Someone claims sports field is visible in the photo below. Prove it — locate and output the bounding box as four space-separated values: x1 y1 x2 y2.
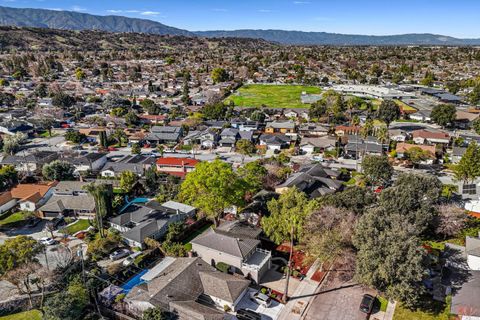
225 84 321 108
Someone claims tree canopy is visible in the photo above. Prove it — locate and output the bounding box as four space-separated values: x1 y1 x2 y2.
454 141 480 183
42 160 75 181
362 155 393 185
430 104 456 127
376 100 400 126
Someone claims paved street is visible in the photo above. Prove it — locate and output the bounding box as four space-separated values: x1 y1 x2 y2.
303 278 378 320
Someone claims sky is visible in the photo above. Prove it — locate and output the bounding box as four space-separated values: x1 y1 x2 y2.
2 0 480 38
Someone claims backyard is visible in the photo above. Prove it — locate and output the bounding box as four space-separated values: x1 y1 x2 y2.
225 84 321 108
61 219 91 235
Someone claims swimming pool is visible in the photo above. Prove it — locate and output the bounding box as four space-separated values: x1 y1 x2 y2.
121 269 149 293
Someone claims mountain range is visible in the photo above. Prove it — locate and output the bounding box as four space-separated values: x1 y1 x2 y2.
1 5 480 46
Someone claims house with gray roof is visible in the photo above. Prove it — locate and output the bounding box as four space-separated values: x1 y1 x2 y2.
145 126 183 146
100 155 155 177
191 221 271 283
109 200 196 248
125 257 248 319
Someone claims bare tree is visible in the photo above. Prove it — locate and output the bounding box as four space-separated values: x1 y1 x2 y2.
434 204 468 238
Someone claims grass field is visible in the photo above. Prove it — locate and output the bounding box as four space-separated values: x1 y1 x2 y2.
0 310 42 320
394 99 417 113
0 212 29 227
378 296 389 312
61 219 90 234
393 299 453 320
225 84 321 108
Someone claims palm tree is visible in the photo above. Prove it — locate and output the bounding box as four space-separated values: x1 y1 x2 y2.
83 183 113 238
112 129 127 147
361 119 373 139
376 126 389 154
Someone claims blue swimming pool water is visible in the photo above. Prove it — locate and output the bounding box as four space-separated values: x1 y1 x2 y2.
121 269 149 293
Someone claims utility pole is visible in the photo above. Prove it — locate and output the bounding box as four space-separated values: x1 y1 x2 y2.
282 224 295 304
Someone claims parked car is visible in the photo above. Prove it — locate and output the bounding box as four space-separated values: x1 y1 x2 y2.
39 237 56 246
236 308 261 320
109 249 131 261
359 294 375 314
123 252 142 267
250 291 272 308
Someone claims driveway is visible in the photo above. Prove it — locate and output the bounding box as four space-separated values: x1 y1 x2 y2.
236 288 284 320
303 278 379 320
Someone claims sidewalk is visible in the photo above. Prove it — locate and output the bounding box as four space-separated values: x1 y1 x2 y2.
384 300 397 320
277 259 324 320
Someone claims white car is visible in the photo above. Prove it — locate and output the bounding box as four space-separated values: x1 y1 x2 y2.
122 252 142 267
109 248 130 261
39 237 56 246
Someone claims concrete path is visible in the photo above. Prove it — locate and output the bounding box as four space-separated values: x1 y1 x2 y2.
384 300 397 320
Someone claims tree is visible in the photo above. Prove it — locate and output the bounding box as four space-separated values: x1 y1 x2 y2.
125 111 140 126
75 67 86 80
320 186 375 215
156 175 181 203
43 291 85 320
405 146 433 168
434 205 467 238
99 130 108 148
181 81 191 105
237 161 268 194
235 139 256 162
178 160 246 226
0 165 18 192
131 143 141 155
52 92 75 110
202 103 228 120
454 141 480 183
65 130 86 144
84 183 114 238
303 206 356 268
142 308 168 320
211 67 229 84
262 187 316 244
354 208 427 308
362 155 393 185
3 132 26 155
141 99 160 115
0 236 43 308
469 84 480 106
42 160 75 181
112 128 127 147
120 170 138 193
431 104 456 128
376 100 400 127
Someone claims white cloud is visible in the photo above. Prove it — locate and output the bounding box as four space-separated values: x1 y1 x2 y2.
140 11 160 16
293 1 311 4
258 9 272 13
212 8 228 12
71 5 86 12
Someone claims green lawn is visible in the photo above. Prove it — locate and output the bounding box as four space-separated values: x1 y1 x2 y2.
225 84 321 108
0 310 42 320
0 212 30 227
378 296 389 312
393 299 453 320
61 219 90 234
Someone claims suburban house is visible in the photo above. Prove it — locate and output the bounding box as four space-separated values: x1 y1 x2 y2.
145 126 183 146
258 133 292 151
344 135 384 159
62 153 108 175
410 110 432 122
109 200 196 248
275 163 343 198
388 129 409 142
299 136 337 154
1 151 58 175
0 192 17 214
298 123 329 137
412 129 450 145
37 181 96 219
334 125 360 137
448 234 480 319
451 146 467 164
125 257 249 319
156 157 199 178
191 220 271 283
0 119 33 136
265 121 296 136
7 182 57 212
100 155 156 177
218 128 253 148
395 143 437 162
183 129 219 149
78 127 108 144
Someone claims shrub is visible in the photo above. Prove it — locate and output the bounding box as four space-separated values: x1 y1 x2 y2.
115 293 126 303
223 305 231 312
216 262 229 273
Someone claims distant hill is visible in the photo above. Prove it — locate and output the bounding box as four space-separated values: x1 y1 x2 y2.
195 30 480 46
0 6 193 36
0 6 480 46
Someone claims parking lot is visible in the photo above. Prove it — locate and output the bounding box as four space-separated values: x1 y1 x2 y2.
304 278 380 320
236 288 284 320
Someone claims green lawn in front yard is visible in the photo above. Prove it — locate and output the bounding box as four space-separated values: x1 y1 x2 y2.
61 219 90 234
393 298 453 320
0 310 42 320
0 212 30 227
378 296 389 312
225 84 321 109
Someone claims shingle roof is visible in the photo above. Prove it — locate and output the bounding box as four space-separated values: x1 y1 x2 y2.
191 228 259 259
39 195 95 213
199 271 250 303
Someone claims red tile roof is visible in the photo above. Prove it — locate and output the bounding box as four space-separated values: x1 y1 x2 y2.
156 157 200 167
